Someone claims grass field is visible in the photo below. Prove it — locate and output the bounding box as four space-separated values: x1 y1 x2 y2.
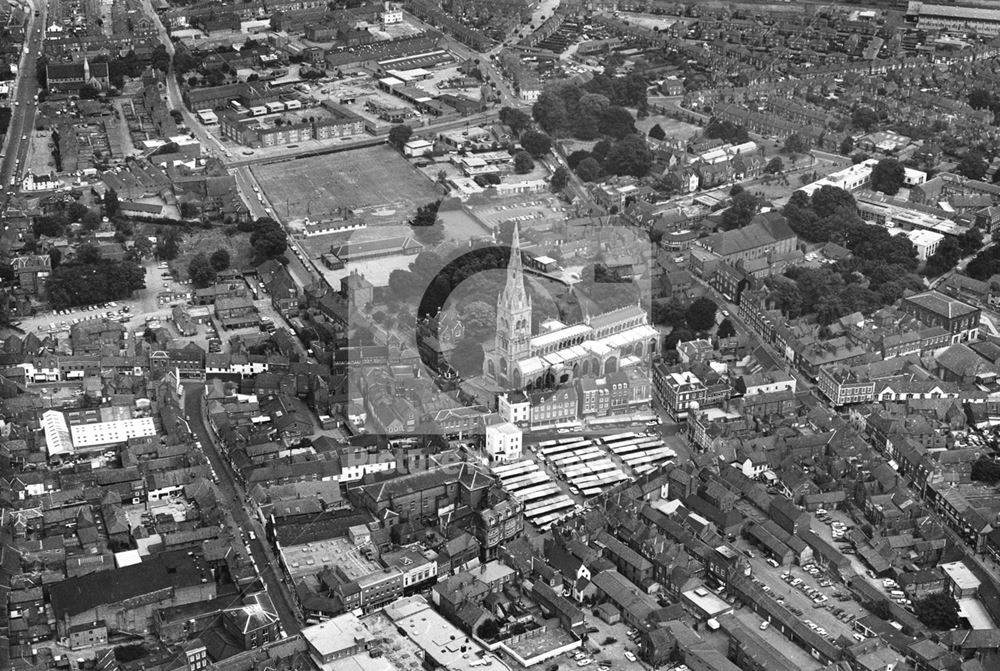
251 146 440 225
635 115 701 143
169 229 253 281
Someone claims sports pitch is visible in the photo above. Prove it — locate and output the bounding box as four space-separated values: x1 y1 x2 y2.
251 145 439 223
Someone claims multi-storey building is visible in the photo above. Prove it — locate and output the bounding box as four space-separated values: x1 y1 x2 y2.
900 291 981 344
653 365 707 421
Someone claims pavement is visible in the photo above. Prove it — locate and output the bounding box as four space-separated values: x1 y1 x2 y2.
0 0 45 212
184 383 303 634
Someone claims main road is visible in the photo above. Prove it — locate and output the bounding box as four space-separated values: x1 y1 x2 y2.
183 384 302 635
1 0 45 212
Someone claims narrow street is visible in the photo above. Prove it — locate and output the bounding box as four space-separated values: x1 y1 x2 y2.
183 384 302 635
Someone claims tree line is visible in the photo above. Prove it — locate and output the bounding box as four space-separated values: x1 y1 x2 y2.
46 244 145 309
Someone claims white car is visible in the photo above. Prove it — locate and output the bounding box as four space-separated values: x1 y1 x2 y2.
623 652 636 663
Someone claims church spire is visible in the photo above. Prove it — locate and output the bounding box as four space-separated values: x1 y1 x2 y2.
500 223 530 311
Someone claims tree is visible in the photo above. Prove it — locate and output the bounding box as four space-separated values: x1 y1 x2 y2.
476 619 500 641
923 236 963 277
67 201 89 222
499 107 531 135
45 256 145 309
33 214 68 238
188 253 217 289
567 150 591 169
839 135 855 156
972 456 1000 484
513 150 534 174
959 227 984 256
783 133 807 155
851 106 878 131
869 600 893 620
969 87 995 111
870 158 906 196
249 217 288 262
209 248 231 271
913 593 960 630
180 202 200 219
599 106 636 139
575 157 603 182
156 228 181 260
765 157 784 174
388 269 416 298
550 166 569 192
717 318 736 338
604 135 652 178
685 297 717 332
721 191 761 230
532 90 569 135
462 301 496 339
450 337 484 377
130 235 153 260
411 200 442 228
648 123 666 141
412 222 445 246
704 118 749 144
520 130 551 157
811 185 857 219
150 44 171 72
658 172 683 196
104 189 120 217
958 151 988 181
388 124 413 150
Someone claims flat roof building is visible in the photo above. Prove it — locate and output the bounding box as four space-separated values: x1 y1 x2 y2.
69 417 157 449
383 596 510 671
301 612 373 665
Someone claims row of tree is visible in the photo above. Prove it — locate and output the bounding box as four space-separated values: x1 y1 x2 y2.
532 80 641 140
776 186 927 322
45 245 146 309
567 135 653 182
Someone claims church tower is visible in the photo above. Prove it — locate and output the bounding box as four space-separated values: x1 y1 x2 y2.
488 224 533 388
83 55 90 82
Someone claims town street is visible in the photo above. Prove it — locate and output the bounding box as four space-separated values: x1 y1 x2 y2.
183 384 303 635
1 0 45 212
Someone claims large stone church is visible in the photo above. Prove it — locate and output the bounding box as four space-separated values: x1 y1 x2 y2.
483 224 659 391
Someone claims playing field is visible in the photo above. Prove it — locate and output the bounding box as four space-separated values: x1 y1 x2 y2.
251 146 439 224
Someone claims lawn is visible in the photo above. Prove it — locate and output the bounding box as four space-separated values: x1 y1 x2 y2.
635 115 701 143
251 145 440 225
